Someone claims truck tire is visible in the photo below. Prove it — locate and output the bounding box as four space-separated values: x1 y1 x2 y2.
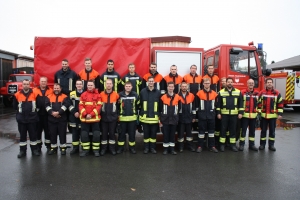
293 107 300 112
3 96 13 107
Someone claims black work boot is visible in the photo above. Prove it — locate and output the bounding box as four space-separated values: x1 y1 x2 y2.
259 145 265 150
37 143 42 153
117 146 124 154
17 146 27 158
219 144 225 152
109 144 116 155
45 143 51 154
143 143 149 154
239 144 244 151
60 147 66 155
231 145 238 152
48 147 58 155
129 146 137 154
163 147 168 155
80 150 89 157
150 142 157 154
249 145 259 151
170 147 177 155
31 145 40 156
269 145 276 151
178 142 184 153
100 144 107 156
70 146 80 154
187 141 196 152
93 150 100 157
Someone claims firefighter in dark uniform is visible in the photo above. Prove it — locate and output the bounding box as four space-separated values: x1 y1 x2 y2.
216 77 244 152
139 76 161 154
54 58 78 95
239 79 260 151
78 57 100 91
160 81 181 155
100 79 119 156
33 76 53 153
177 82 196 152
201 65 220 92
162 65 183 94
142 62 164 95
258 78 283 151
68 80 85 154
195 78 218 153
117 81 139 154
79 80 102 157
45 83 70 155
99 59 122 92
183 64 202 132
14 79 40 158
121 63 143 133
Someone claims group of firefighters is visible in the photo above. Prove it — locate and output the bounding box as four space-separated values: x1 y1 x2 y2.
13 58 284 158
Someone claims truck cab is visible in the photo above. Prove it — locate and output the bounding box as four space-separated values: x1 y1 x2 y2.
0 72 35 107
204 42 270 91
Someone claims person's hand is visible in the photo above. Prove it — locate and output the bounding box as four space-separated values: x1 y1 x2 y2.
238 114 242 119
192 119 196 123
86 114 91 119
278 115 282 120
74 112 79 118
52 111 59 117
217 114 221 119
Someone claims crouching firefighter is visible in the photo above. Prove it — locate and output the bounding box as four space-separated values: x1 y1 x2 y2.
13 79 40 158
68 80 85 154
79 80 102 157
45 83 70 155
117 81 139 154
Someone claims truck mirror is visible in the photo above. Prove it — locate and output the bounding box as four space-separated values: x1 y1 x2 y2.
263 69 272 76
230 47 243 54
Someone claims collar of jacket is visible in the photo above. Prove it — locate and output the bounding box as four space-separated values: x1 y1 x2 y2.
146 87 157 92
104 90 113 94
21 88 33 95
106 69 115 74
190 72 198 77
126 72 137 77
38 86 50 90
203 88 212 93
85 68 93 73
206 73 215 78
166 93 175 98
87 89 98 94
168 73 178 78
178 91 190 97
225 87 236 92
61 67 70 73
266 88 276 94
149 70 159 76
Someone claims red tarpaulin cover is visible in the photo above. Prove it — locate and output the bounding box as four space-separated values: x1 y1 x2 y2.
34 37 151 85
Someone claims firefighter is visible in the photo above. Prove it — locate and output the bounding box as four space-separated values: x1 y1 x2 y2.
33 76 53 153
13 79 40 158
99 59 122 92
162 65 183 94
117 81 139 154
100 79 119 156
54 58 78 95
183 64 202 96
142 62 164 95
195 78 219 153
68 79 85 154
258 78 283 151
160 81 181 155
216 77 244 152
45 83 70 155
79 80 102 157
139 76 161 154
177 82 196 152
121 63 143 133
239 79 260 151
202 65 220 92
78 57 100 91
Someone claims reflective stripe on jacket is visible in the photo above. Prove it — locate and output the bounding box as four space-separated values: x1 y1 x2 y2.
79 89 101 123
118 91 139 122
159 93 180 125
258 88 283 119
196 89 218 120
216 87 244 115
241 89 259 118
178 91 196 123
183 73 202 95
100 91 119 122
139 87 161 124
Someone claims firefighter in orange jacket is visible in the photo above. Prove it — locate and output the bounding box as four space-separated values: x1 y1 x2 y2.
202 65 220 92
13 79 40 158
239 79 260 151
258 78 283 151
79 80 102 157
100 79 119 156
178 82 196 152
45 83 70 155
160 81 181 155
162 65 183 94
142 62 164 95
183 64 202 96
78 57 100 90
195 78 218 153
33 76 53 153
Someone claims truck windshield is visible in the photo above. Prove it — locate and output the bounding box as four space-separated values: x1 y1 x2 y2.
230 50 257 75
9 75 33 82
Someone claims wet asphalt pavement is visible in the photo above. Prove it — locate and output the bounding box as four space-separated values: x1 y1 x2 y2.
0 106 300 200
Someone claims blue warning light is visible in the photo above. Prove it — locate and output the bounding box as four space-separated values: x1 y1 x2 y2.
257 43 263 50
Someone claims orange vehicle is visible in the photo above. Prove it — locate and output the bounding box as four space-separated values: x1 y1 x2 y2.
0 71 35 107
203 42 271 91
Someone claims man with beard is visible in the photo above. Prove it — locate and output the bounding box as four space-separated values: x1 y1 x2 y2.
216 77 244 152
14 79 40 158
162 65 183 94
45 83 70 155
142 62 164 95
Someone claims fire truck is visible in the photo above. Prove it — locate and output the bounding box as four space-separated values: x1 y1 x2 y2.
269 70 300 111
0 71 35 107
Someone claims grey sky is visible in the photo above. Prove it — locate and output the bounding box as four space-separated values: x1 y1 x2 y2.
0 0 299 63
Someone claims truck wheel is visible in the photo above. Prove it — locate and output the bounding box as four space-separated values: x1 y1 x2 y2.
293 107 300 112
3 96 12 107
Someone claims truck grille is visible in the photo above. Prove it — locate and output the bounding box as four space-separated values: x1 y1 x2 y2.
7 85 18 94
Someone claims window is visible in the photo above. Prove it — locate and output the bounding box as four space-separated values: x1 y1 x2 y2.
214 50 219 69
229 51 257 74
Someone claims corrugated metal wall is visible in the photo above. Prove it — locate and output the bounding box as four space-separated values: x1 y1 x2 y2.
151 41 189 48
